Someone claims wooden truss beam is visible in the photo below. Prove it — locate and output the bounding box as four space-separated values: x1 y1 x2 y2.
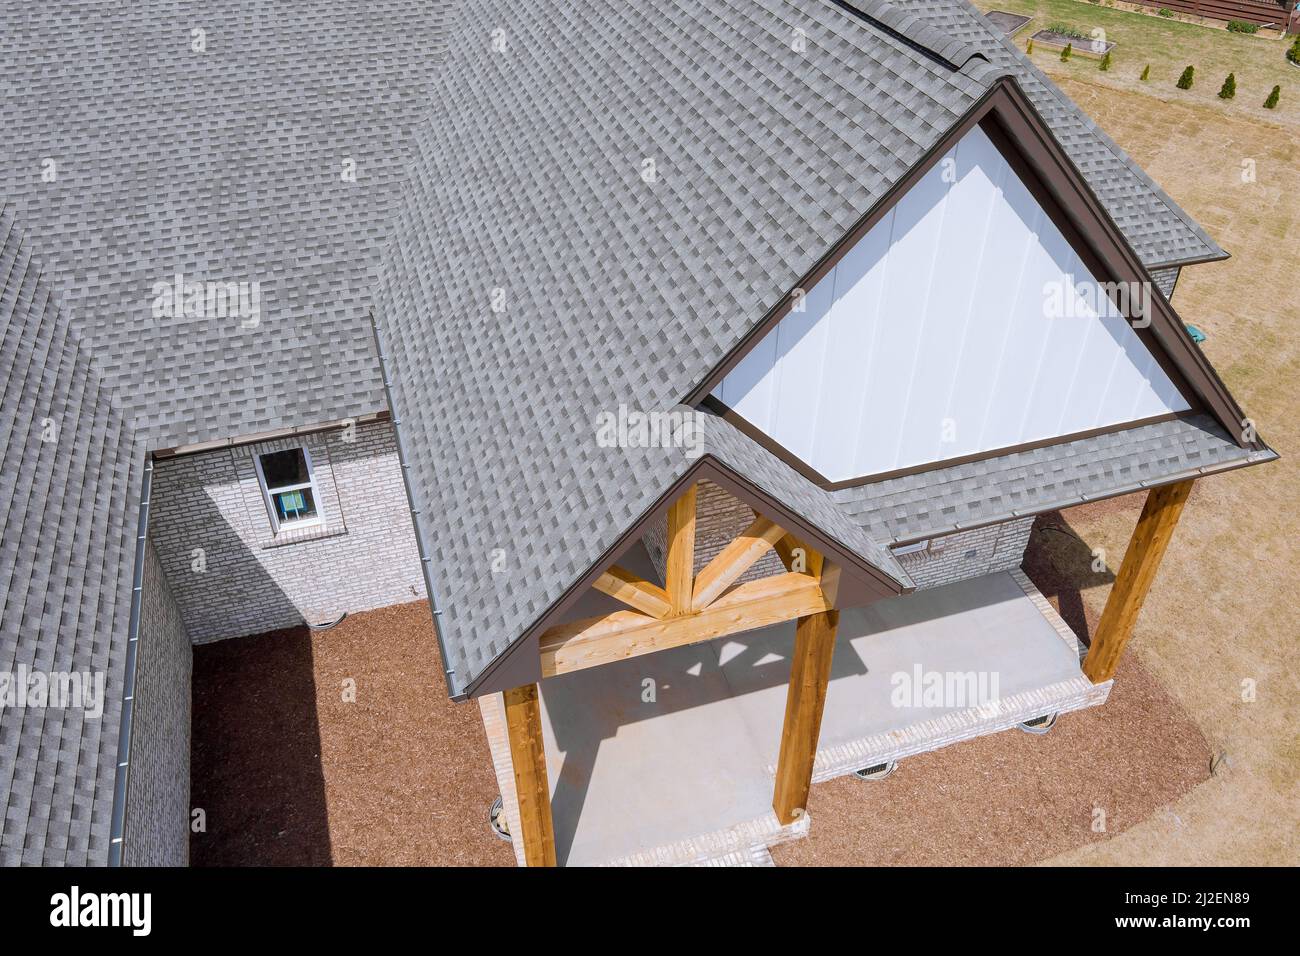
1083 479 1194 683
592 565 671 619
773 533 824 578
691 515 786 610
665 484 697 616
503 683 556 867
540 571 832 678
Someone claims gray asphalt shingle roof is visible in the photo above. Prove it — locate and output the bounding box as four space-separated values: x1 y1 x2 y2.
0 0 455 450
0 0 1269 861
375 0 1008 695
376 0 1265 698
833 414 1276 544
0 203 144 865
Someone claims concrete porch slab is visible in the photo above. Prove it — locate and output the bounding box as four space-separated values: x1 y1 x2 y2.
480 568 1110 866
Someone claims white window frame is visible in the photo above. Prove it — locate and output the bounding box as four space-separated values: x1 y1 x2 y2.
253 445 326 533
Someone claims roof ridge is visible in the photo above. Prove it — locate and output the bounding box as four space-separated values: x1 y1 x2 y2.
828 0 990 72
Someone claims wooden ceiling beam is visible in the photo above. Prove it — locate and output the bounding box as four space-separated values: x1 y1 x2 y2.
773 532 824 578
540 571 830 678
691 515 786 610
592 565 671 619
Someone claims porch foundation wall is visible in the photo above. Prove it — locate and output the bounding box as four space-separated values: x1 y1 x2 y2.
149 420 425 644
122 540 192 866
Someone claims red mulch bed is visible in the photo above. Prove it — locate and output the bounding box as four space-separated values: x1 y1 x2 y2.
772 509 1213 866
190 601 514 866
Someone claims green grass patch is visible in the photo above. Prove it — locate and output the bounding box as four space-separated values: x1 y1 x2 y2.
975 0 1300 117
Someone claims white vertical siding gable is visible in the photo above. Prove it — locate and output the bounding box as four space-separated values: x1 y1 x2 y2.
712 125 1190 483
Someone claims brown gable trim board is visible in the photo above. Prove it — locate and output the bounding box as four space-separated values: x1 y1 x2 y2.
704 395 1191 492
989 80 1256 449
682 76 1260 456
462 456 912 700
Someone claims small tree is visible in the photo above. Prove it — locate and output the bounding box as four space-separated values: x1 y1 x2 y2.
1289 37 1300 67
1061 43 1073 62
1100 51 1112 71
1218 73 1236 100
1140 64 1150 82
1026 38 1034 55
1176 65 1195 90
1264 85 1280 109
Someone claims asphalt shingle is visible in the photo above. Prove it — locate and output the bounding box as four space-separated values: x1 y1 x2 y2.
0 203 144 865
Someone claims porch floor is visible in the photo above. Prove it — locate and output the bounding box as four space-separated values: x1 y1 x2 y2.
483 568 1111 866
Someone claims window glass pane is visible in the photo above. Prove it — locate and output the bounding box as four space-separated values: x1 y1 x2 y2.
260 448 310 488
273 486 318 524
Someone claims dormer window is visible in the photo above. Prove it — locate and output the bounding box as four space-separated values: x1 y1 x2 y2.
254 446 324 532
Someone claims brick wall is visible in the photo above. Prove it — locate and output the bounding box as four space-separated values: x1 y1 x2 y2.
149 420 424 643
642 481 1034 594
1150 266 1180 300
642 480 786 586
123 540 191 866
891 519 1035 590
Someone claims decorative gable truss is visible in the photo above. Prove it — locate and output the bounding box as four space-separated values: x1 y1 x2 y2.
538 482 840 678
507 478 854 865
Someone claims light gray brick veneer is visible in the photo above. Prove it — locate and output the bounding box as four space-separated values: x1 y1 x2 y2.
122 542 191 866
642 483 1034 594
893 518 1035 591
1149 266 1180 300
642 480 787 588
149 421 425 644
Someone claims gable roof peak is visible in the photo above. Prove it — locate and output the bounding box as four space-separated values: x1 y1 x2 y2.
832 0 992 73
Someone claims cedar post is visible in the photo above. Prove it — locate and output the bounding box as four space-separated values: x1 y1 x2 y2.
503 683 557 866
1082 479 1194 683
772 607 840 824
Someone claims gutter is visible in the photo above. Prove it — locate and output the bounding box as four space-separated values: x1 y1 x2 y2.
106 453 154 867
367 310 456 696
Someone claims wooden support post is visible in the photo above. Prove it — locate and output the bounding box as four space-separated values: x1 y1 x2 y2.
503 683 557 867
772 606 840 825
1083 479 1194 684
665 483 697 616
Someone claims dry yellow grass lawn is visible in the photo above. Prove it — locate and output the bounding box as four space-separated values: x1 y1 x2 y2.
1036 77 1298 865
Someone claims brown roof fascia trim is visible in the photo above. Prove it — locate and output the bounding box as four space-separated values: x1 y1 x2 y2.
708 395 1190 492
152 409 391 460
685 76 1256 449
462 456 908 699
